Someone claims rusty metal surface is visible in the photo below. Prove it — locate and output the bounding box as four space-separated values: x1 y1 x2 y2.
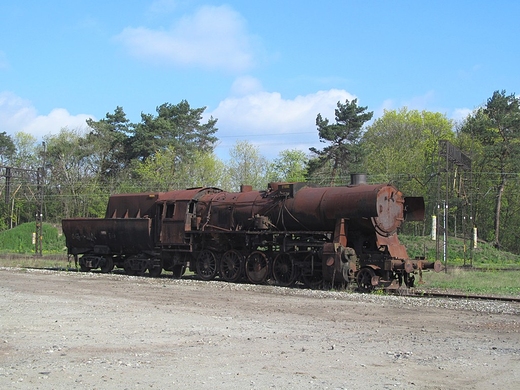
157 187 222 245
106 193 159 218
197 183 408 235
156 187 221 203
62 218 153 255
282 184 405 234
404 196 425 221
376 233 409 259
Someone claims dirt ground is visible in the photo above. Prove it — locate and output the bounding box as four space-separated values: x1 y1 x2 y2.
0 267 519 390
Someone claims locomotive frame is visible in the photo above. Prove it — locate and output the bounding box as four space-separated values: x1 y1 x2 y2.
62 175 441 292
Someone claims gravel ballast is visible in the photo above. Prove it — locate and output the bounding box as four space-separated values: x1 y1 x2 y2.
1 267 519 389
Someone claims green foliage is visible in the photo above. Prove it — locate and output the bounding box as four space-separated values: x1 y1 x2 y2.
130 100 218 162
85 106 132 181
227 141 269 191
0 222 66 254
363 108 456 238
0 131 15 165
132 147 227 191
0 203 8 231
460 90 520 249
44 128 106 219
268 149 309 183
421 269 520 296
308 99 373 185
12 132 39 169
363 108 454 195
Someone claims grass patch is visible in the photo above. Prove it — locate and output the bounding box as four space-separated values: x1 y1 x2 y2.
0 254 71 270
400 234 520 269
0 222 66 254
420 268 520 296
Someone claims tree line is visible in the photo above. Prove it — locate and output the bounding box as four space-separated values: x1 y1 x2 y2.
1 91 520 253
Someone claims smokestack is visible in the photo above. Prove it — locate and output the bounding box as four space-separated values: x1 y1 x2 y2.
350 173 367 185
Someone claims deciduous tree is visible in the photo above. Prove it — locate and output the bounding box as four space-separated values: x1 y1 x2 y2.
460 90 520 249
268 149 308 183
227 141 268 191
363 108 454 194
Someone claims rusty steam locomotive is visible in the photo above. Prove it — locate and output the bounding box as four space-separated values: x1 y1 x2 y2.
62 174 441 292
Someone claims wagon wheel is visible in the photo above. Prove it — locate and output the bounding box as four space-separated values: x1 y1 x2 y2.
245 251 269 284
300 253 323 289
196 250 218 281
79 263 91 272
357 267 376 293
220 250 244 283
148 265 162 277
100 257 114 273
171 264 186 279
124 256 147 276
272 253 297 287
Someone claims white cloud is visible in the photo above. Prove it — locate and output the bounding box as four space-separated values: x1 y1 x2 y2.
402 91 436 110
209 87 356 159
115 5 259 72
451 107 473 122
0 91 93 139
374 91 437 117
230 76 264 96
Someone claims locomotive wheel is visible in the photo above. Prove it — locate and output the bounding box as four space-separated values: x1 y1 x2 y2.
300 253 323 289
404 272 415 288
123 263 135 276
272 253 296 287
100 257 114 273
357 267 376 293
196 250 218 281
245 251 269 284
79 263 91 272
220 250 244 283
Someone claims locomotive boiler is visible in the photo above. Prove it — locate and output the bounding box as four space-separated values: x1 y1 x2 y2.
62 174 441 291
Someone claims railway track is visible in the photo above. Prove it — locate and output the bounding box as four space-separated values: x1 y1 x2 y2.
409 289 520 303
1 260 519 303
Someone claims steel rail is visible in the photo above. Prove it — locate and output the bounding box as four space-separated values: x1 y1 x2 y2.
409 290 520 303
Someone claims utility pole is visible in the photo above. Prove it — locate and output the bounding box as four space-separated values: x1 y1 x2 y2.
436 140 472 270
1 142 46 256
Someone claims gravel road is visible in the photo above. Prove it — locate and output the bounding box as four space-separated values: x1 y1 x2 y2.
1 267 519 389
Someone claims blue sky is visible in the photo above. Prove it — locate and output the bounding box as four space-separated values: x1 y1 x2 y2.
1 0 519 160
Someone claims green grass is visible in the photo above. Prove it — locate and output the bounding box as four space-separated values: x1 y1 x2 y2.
0 222 66 254
420 268 520 296
400 234 520 269
402 234 520 296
